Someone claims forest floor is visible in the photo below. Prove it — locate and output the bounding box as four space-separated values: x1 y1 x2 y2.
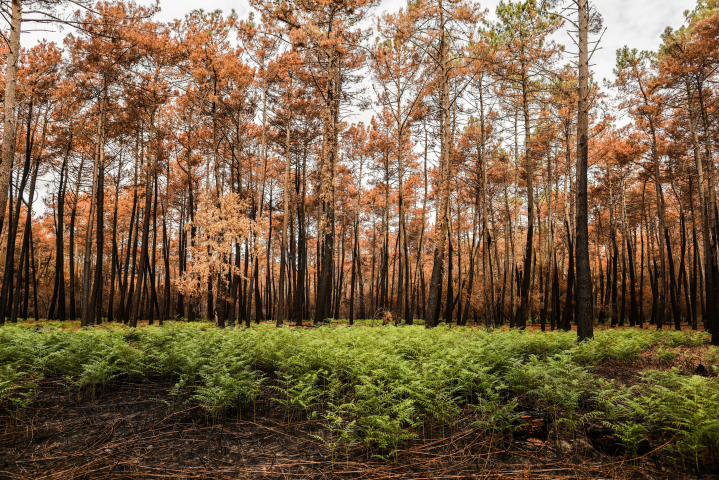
0 321 718 480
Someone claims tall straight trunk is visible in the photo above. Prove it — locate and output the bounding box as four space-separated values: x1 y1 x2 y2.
121 165 139 323
686 77 716 342
349 154 364 325
456 204 462 324
130 101 157 328
426 6 452 328
692 222 699 329
541 166 552 331
264 189 273 323
561 220 575 330
509 113 520 327
698 87 718 341
243 242 250 327
635 92 667 329
0 0 22 239
445 212 454 324
627 233 638 327
335 224 346 320
381 150 390 312
552 248 560 329
229 242 240 325
21 232 29 319
288 164 298 324
29 227 38 320
462 233 478 325
278 113 292 326
517 98 534 329
610 221 619 327
108 155 122 322
370 218 376 316
314 51 340 324
81 92 106 327
560 135 574 330
3 175 13 317
619 240 626 326
294 147 307 326
148 175 158 326
410 120 429 325
90 145 106 324
600 247 609 324
253 256 262 323
68 156 86 321
479 84 496 326
48 198 60 319
349 218 358 326
620 180 637 326
639 219 645 326
648 217 658 325
678 211 691 327
161 200 170 324
575 0 593 340
53 136 71 321
396 98 406 323
689 191 700 329
288 210 296 322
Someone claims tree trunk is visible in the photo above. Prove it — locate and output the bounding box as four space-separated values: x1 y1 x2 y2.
0 0 22 240
81 92 106 327
575 0 593 340
130 101 157 328
278 112 292 327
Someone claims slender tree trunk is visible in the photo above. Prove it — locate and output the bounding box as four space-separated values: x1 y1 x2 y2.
90 138 106 325
515 79 535 329
130 101 157 328
0 0 22 239
108 155 122 322
426 11 452 328
53 136 71 321
575 0 593 340
81 93 106 327
68 155 86 321
161 200 170 325
314 53 340 324
278 112 292 327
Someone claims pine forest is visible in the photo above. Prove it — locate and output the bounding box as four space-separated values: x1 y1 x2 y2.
0 0 718 478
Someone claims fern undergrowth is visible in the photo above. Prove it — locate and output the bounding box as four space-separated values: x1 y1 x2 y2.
0 321 716 468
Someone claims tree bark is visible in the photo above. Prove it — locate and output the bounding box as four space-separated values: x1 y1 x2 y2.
278 112 292 327
0 0 22 240
575 0 593 341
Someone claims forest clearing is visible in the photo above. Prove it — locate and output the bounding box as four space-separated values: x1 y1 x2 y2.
0 321 718 479
2 0 719 477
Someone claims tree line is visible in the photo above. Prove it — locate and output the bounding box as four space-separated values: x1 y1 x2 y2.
0 0 717 345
